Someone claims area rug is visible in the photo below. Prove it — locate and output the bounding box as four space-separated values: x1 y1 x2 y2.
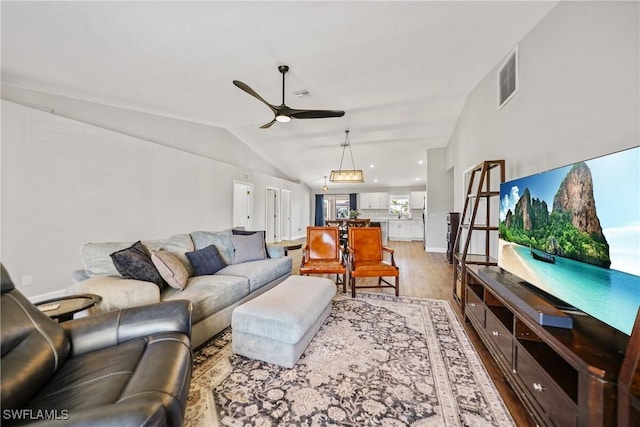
184 292 515 426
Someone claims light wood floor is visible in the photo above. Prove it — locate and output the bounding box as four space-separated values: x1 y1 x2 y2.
287 239 535 427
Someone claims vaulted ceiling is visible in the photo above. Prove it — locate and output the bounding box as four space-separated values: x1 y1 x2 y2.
1 1 557 190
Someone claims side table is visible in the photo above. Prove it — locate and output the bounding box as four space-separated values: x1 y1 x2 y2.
35 294 101 322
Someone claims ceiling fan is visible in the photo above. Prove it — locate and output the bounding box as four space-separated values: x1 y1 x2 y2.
233 65 345 129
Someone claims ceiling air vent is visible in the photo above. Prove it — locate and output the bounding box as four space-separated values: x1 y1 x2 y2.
498 46 518 110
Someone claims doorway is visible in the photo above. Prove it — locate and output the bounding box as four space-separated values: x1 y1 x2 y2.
233 181 253 229
323 194 351 221
265 187 280 243
281 190 292 241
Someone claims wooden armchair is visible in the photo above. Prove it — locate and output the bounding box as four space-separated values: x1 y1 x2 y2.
300 226 346 292
347 227 399 298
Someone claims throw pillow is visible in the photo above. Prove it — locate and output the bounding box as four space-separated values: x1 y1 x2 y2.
151 250 189 290
230 232 267 264
110 241 165 289
185 244 227 276
231 229 268 258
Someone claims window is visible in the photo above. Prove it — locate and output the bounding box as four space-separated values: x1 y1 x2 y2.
389 196 410 218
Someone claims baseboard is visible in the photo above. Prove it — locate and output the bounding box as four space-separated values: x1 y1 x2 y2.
426 247 446 253
28 289 67 304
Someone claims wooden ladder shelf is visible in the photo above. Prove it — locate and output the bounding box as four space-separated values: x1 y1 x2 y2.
452 159 505 314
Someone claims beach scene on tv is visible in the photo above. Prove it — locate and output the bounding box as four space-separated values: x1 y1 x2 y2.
498 146 640 335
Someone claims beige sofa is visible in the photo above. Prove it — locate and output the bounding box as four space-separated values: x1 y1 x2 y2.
69 229 292 348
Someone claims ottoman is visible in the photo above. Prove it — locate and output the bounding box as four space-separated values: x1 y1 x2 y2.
231 275 336 368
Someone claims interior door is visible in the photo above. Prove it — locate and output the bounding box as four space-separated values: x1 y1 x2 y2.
265 187 279 243
233 181 253 229
281 190 292 241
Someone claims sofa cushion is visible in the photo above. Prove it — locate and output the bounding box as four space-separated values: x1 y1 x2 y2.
81 241 134 277
110 241 164 289
143 234 194 276
151 250 189 290
230 232 267 264
162 275 250 323
185 245 227 276
67 277 160 313
216 257 292 292
190 231 234 265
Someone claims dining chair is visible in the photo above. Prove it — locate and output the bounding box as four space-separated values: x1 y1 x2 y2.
347 227 399 298
300 226 347 292
325 220 344 228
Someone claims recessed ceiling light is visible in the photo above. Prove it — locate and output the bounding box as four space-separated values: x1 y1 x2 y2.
370 164 374 168
374 178 378 183
416 178 420 181
418 160 424 165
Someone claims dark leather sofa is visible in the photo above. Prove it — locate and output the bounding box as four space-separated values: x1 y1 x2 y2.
0 263 193 426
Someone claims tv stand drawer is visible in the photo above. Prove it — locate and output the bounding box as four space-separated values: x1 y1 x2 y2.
515 344 577 426
485 310 513 365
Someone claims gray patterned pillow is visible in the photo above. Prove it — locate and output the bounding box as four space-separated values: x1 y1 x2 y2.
110 241 164 289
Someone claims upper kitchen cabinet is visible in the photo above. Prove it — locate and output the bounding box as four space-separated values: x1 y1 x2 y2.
410 191 426 209
359 192 390 210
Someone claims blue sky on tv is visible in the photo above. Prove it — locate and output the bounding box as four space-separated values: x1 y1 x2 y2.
499 146 640 276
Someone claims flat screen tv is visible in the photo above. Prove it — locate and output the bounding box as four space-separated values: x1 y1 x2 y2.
498 146 640 335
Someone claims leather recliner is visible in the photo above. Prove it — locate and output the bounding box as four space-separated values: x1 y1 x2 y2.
0 263 193 426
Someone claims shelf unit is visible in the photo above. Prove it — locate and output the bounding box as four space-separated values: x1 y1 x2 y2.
445 212 459 263
452 159 504 312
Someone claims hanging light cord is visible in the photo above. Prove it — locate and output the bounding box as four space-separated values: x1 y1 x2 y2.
338 130 356 171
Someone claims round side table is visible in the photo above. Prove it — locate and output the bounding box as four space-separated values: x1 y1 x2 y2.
35 294 101 322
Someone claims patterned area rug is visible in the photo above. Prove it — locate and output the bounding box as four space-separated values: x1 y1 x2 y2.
184 292 515 426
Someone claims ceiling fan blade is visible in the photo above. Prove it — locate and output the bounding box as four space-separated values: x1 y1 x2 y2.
290 109 346 119
259 118 277 129
233 80 276 112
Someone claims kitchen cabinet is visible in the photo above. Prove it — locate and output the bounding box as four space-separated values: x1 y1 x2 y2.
388 220 411 241
410 220 423 240
409 191 426 209
359 192 389 210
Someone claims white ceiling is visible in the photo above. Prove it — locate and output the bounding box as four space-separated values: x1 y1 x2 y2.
1 1 557 190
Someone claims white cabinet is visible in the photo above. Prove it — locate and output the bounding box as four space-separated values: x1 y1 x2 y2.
359 192 389 209
410 220 424 241
388 220 411 241
410 191 426 209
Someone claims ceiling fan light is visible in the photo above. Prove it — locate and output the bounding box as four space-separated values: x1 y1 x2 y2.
275 114 291 123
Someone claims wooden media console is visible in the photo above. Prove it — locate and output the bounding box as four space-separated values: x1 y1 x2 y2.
465 266 630 426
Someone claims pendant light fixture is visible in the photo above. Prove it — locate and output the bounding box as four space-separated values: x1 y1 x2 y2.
329 130 364 183
322 176 329 192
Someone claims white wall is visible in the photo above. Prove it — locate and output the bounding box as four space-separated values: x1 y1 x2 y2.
1 100 310 297
447 1 639 218
425 147 453 253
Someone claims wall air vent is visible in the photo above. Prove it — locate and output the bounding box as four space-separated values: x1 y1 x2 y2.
498 46 518 110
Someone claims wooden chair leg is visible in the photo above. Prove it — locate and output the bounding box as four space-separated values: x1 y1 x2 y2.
342 273 347 294
395 276 399 296
351 277 356 298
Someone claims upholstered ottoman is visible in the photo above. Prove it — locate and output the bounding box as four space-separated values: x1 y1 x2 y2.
231 275 336 368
